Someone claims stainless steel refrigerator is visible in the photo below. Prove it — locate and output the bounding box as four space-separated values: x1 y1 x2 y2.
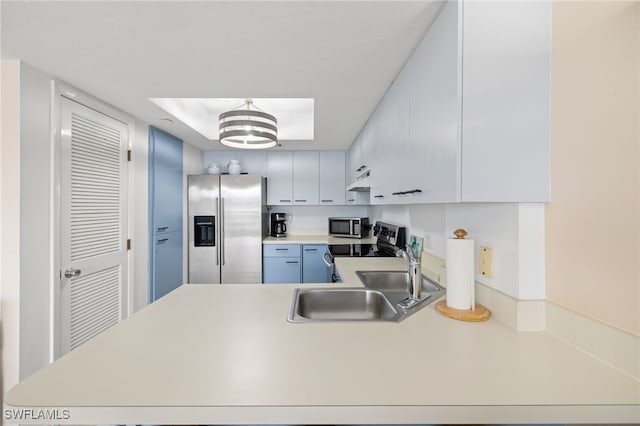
187 174 267 284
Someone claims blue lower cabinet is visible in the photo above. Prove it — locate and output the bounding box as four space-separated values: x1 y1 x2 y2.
153 231 183 300
263 244 301 283
263 257 301 283
263 243 331 284
302 244 330 283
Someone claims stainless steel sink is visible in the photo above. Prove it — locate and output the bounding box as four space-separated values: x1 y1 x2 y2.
356 270 444 303
287 271 445 323
288 288 398 322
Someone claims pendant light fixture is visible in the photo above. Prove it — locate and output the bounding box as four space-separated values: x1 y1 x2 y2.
218 99 278 149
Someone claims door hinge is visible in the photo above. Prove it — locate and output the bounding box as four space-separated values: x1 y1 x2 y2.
127 239 131 250
127 150 132 162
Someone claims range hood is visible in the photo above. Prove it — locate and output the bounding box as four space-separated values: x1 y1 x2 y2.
346 168 371 192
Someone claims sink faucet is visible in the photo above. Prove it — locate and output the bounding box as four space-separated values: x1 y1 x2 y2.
396 245 421 307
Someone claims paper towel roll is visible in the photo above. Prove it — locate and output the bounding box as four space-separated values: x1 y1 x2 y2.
446 237 475 310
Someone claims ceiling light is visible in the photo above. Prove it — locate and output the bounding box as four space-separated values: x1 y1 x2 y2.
218 99 277 149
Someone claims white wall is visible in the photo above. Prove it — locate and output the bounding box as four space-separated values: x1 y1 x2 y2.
18 62 52 380
547 1 640 335
131 120 150 313
1 59 22 400
371 202 545 300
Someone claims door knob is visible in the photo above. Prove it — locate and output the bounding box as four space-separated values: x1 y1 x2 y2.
64 268 82 278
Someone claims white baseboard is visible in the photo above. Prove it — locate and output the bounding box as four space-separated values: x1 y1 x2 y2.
474 280 546 331
546 302 640 380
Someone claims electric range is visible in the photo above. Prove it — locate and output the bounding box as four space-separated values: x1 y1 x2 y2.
325 221 406 282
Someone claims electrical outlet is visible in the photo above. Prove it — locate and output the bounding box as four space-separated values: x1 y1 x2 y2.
479 246 493 278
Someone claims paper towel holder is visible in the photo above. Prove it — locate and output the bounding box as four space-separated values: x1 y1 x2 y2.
435 228 491 322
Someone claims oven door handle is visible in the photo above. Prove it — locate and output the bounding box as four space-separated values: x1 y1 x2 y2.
322 251 334 268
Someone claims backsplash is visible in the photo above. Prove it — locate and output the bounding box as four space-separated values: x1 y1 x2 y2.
371 203 545 302
268 205 370 235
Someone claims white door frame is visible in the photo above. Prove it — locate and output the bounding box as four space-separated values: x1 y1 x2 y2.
50 81 136 360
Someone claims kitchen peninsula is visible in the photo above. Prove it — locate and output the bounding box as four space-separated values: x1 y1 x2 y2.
4 257 639 425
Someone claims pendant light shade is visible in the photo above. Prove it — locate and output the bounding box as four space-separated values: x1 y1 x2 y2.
218 100 278 149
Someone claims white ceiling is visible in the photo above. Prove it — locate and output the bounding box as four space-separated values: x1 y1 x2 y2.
1 1 444 151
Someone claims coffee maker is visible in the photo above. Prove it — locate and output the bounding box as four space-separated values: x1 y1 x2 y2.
270 213 287 238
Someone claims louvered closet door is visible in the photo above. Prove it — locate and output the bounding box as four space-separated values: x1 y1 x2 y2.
59 97 128 355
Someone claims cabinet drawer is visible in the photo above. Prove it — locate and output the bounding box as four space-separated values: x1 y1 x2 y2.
263 244 301 257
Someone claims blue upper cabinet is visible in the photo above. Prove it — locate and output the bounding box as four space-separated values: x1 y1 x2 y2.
150 127 183 234
149 126 183 302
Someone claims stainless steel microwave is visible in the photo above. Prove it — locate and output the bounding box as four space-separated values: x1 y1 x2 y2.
328 217 370 239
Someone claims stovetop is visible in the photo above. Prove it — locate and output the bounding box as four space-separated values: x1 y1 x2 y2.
328 243 396 258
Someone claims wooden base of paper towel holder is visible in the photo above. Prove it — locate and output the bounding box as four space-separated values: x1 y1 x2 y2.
435 301 491 322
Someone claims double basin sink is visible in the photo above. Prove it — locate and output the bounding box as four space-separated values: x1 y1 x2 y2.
288 271 445 323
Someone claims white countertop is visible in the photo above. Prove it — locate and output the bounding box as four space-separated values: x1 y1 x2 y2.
5 257 639 424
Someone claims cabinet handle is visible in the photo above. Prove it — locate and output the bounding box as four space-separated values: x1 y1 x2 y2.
295 199 307 203
356 165 367 172
279 199 291 203
392 191 405 196
321 200 333 203
286 261 299 264
275 248 288 251
374 195 384 198
404 189 423 194
156 226 168 232
305 249 318 252
347 199 355 202
157 238 168 243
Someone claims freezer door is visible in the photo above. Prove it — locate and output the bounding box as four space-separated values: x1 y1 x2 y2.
188 175 221 284
220 175 265 283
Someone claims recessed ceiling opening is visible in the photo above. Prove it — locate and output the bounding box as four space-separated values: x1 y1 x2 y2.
149 98 315 142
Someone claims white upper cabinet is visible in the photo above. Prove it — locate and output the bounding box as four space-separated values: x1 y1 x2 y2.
346 0 550 204
319 151 346 205
460 0 550 202
293 152 319 204
404 0 460 204
266 151 293 205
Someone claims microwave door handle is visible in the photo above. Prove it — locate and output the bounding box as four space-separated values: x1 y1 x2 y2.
350 220 355 236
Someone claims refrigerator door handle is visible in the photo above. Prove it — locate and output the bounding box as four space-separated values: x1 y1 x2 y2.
220 197 225 266
215 197 220 266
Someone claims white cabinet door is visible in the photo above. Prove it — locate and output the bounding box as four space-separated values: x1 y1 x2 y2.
266 151 293 205
319 151 345 205
347 136 362 184
293 151 319 205
460 1 550 202
367 103 388 204
406 0 461 203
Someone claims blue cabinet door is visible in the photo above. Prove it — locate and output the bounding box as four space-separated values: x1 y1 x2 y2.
302 244 330 283
150 127 183 234
152 231 183 300
263 257 301 283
